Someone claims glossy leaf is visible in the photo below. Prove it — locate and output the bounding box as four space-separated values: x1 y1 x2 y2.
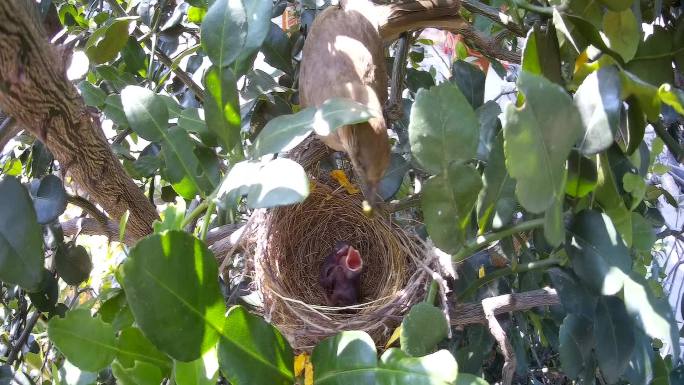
574 66 622 155
400 303 449 357
559 314 594 378
85 18 132 64
103 94 129 127
217 306 293 385
178 108 217 147
175 349 219 385
55 244 92 285
450 60 485 108
377 153 409 201
29 174 67 225
262 22 293 74
623 275 680 359
566 210 630 295
111 360 163 385
0 176 43 292
121 86 169 142
566 151 597 198
116 327 172 372
254 98 375 157
475 101 501 162
409 82 479 174
602 9 639 62
422 163 482 254
623 329 655 385
162 126 215 198
521 25 562 84
203 66 241 151
201 0 271 67
596 152 633 246
477 132 516 232
27 269 58 312
625 26 674 86
246 158 309 208
78 81 106 107
502 72 582 213
625 97 646 155
48 308 117 371
312 331 459 385
593 296 635 384
121 231 225 362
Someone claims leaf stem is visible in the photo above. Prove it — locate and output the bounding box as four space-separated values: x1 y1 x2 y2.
425 280 439 305
453 218 545 262
653 121 684 163
181 200 209 229
457 256 562 301
200 200 216 242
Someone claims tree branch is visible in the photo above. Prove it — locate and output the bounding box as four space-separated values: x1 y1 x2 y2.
450 288 559 325
654 121 684 163
0 1 158 239
460 0 527 37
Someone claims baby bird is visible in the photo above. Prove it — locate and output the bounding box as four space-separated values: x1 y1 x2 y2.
320 241 363 306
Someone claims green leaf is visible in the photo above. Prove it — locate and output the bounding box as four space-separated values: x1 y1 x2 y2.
400 303 449 357
121 86 169 142
201 0 271 68
566 151 597 198
217 306 293 385
312 331 459 385
246 158 309 208
475 101 501 162
622 275 680 359
502 72 582 213
0 176 43 292
422 164 482 254
261 22 293 74
121 231 225 362
625 97 646 156
574 66 622 155
48 308 117 371
55 359 98 385
203 66 241 151
623 329 655 385
593 296 635 384
85 18 133 64
602 9 640 62
544 178 565 247
27 269 58 312
111 360 163 385
563 14 624 62
178 108 217 147
30 174 67 225
598 0 633 11
55 244 92 286
409 82 479 174
625 26 674 86
162 126 215 198
596 152 633 246
103 94 129 127
658 83 684 115
174 349 219 385
116 327 172 372
450 60 485 108
455 373 490 385
477 132 516 232
559 314 594 378
631 212 655 254
254 98 375 157
566 210 630 295
78 81 107 107
521 25 562 84
377 153 410 201
622 172 646 210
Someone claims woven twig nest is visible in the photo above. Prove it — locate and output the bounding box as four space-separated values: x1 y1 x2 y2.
253 173 435 351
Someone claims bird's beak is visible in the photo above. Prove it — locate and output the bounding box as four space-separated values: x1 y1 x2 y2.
361 182 381 216
345 246 363 271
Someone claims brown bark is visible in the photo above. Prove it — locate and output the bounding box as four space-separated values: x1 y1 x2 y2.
0 1 158 239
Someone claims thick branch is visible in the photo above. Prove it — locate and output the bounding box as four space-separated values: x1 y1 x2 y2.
460 0 526 37
0 1 158 239
450 288 559 325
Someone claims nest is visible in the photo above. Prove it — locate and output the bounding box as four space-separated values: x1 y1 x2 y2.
253 170 435 351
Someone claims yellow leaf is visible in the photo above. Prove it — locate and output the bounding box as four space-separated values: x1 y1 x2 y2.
304 361 314 385
294 353 308 377
385 325 402 349
330 169 360 194
478 264 485 279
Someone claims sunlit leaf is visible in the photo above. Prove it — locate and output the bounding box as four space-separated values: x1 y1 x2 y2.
574 66 622 155
48 309 117 371
400 303 449 357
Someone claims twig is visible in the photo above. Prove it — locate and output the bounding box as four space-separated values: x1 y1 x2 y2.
386 33 410 122
66 194 113 238
218 212 258 272
453 218 545 262
460 0 527 37
104 0 205 101
653 121 684 163
482 295 516 385
6 311 40 366
386 192 422 213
